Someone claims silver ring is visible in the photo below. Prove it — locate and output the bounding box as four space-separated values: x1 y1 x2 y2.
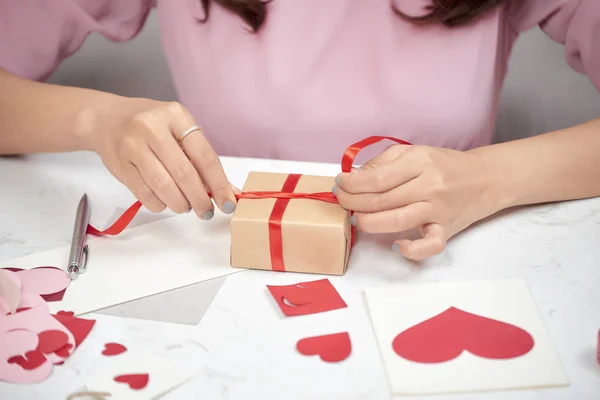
178 125 202 146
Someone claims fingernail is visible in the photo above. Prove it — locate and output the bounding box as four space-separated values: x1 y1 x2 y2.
350 215 357 227
392 243 400 253
332 185 338 195
223 201 236 214
201 209 214 220
335 176 342 186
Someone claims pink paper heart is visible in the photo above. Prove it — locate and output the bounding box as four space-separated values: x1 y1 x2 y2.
12 267 69 299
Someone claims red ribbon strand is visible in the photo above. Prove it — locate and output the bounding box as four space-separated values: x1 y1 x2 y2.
268 174 302 272
87 136 413 270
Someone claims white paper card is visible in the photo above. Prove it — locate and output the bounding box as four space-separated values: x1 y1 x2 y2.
85 353 197 399
364 279 569 395
0 213 241 315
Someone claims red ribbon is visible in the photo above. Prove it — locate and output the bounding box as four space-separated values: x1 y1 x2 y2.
87 136 412 270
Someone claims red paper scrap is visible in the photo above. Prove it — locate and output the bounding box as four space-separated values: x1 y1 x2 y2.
296 332 352 363
52 313 96 348
596 329 599 365
7 350 47 371
392 307 535 363
267 279 347 317
56 310 75 317
102 343 127 357
114 373 149 390
54 344 73 358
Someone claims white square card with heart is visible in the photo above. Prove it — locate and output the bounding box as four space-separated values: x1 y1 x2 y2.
364 279 569 396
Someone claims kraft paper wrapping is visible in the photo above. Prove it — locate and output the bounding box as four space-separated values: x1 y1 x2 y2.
230 172 351 275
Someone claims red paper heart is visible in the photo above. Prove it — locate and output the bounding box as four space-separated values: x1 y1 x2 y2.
267 279 347 317
7 350 47 370
296 332 352 363
102 343 127 356
392 307 535 363
37 330 70 354
114 373 149 390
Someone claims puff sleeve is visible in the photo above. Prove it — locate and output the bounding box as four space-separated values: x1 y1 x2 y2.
508 0 600 92
0 0 154 81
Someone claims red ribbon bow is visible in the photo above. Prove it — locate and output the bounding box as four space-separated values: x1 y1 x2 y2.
87 136 412 270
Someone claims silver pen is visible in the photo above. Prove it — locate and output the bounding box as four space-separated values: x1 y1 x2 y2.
67 193 90 280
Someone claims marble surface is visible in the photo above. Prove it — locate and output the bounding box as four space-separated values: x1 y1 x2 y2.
1 151 600 399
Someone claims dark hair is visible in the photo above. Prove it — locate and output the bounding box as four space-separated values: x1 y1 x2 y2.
200 0 511 32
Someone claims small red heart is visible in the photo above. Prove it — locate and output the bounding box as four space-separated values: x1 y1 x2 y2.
114 373 149 390
102 343 127 356
392 307 535 363
296 332 351 363
7 350 47 370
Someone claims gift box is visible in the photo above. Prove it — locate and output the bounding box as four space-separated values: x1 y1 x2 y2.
230 172 352 275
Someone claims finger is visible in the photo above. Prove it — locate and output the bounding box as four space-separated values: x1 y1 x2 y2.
334 177 421 213
393 223 446 261
171 116 236 214
122 163 167 213
351 201 433 233
110 163 167 213
132 145 190 214
336 145 419 194
230 183 242 195
148 130 215 220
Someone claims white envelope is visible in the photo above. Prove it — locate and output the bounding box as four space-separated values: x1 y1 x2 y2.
0 211 242 316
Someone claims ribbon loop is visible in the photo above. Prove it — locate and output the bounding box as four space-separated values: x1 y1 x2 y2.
341 136 412 173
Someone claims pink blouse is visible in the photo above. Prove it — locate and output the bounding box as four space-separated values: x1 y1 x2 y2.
1 0 599 163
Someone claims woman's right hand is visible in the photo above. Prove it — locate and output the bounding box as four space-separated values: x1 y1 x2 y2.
80 96 237 219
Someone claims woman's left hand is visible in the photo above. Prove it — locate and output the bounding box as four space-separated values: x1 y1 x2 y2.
333 144 501 261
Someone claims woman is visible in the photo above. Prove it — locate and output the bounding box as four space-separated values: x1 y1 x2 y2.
0 0 599 260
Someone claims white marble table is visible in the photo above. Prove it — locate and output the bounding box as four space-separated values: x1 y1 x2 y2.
1 151 599 399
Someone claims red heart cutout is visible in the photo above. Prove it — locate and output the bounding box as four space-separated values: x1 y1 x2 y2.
296 332 351 363
102 343 127 356
7 350 47 370
392 307 535 363
114 373 149 390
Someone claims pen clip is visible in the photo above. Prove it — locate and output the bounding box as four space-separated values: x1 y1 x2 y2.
80 244 89 274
